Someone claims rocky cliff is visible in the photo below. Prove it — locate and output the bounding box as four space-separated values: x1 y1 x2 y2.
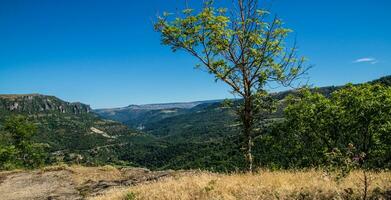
0 94 91 114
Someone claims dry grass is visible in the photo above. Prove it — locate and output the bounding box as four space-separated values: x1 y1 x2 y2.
91 170 391 200
69 165 124 185
41 164 131 184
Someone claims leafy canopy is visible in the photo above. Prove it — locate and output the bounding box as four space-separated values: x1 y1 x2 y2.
155 0 307 96
284 84 391 168
0 115 47 169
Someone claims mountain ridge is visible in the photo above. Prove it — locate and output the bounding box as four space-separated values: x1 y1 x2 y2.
0 93 91 114
96 100 223 112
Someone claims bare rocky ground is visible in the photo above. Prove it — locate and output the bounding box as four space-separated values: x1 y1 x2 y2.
0 166 177 200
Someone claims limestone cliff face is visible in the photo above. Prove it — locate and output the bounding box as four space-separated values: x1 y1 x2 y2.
0 94 91 114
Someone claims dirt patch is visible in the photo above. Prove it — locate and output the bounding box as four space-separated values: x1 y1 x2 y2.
0 166 177 200
0 170 81 200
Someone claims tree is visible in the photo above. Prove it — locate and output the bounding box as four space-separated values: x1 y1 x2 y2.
155 0 309 171
284 84 391 169
0 115 47 169
283 90 339 166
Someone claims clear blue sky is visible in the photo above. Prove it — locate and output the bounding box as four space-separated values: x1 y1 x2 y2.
0 0 390 108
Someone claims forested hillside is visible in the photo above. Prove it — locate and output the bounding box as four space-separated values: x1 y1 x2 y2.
0 94 154 167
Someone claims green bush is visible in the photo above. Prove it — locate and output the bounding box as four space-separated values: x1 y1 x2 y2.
124 192 137 200
0 115 47 170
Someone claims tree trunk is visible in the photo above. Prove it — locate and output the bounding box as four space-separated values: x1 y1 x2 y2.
363 170 369 200
247 133 253 172
242 95 254 172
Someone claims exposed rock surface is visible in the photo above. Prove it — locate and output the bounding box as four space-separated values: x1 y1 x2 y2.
0 170 81 200
0 167 177 200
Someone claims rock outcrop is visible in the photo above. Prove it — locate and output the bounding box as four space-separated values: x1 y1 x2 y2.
0 94 91 114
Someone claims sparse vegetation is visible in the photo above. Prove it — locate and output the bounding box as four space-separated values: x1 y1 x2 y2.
91 170 391 200
124 192 137 200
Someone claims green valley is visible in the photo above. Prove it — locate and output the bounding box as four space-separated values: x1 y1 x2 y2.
2 76 389 171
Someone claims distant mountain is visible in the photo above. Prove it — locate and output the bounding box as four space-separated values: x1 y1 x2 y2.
127 100 222 110
94 100 222 130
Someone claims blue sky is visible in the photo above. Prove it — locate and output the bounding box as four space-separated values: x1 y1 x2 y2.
0 0 390 108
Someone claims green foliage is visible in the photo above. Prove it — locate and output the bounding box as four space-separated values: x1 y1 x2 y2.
154 1 304 87
0 145 19 170
155 0 308 171
4 115 37 145
332 84 391 168
124 192 137 200
0 115 47 169
324 144 360 181
275 84 391 169
118 103 246 172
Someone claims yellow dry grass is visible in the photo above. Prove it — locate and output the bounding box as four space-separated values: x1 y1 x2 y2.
90 170 391 200
41 164 123 184
70 165 123 185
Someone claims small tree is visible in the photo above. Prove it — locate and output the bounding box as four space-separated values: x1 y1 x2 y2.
1 115 47 169
155 0 309 171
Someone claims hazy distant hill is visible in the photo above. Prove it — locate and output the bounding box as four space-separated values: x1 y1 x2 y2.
94 100 221 130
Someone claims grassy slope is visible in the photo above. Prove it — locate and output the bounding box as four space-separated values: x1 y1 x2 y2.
92 169 391 200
